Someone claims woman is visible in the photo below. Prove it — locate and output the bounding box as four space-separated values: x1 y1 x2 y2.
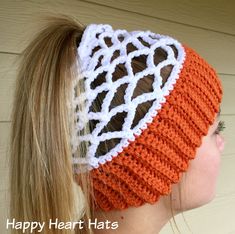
9 15 225 234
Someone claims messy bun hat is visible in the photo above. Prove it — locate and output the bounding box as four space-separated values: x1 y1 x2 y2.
71 24 223 211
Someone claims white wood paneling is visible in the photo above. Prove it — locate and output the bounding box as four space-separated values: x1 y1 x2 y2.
0 53 17 122
220 74 235 115
0 123 10 192
84 0 235 35
0 190 10 234
0 1 234 74
0 122 10 234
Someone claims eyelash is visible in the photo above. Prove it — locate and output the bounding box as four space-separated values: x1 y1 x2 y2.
215 121 225 134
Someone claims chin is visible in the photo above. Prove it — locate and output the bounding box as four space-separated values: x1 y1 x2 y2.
174 188 217 212
186 190 217 211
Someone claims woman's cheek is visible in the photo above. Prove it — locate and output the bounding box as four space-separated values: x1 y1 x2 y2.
216 134 225 153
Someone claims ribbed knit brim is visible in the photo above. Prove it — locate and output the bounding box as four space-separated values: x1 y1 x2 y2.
90 45 223 211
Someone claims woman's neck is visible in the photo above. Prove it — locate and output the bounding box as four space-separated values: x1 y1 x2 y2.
93 197 173 234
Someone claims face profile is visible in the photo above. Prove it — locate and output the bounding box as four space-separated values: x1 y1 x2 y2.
171 115 225 212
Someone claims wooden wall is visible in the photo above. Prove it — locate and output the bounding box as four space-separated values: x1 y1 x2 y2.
0 1 234 233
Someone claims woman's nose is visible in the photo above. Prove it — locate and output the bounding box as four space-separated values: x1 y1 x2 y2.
216 134 225 153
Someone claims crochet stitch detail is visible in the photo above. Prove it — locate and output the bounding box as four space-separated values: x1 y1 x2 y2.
89 45 223 211
71 24 186 170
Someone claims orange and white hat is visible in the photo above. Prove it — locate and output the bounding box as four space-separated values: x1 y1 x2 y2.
72 24 223 211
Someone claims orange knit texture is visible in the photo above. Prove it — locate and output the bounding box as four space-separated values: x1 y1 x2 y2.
89 45 223 211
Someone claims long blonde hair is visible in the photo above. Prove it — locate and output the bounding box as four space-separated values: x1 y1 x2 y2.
9 15 93 234
9 15 174 234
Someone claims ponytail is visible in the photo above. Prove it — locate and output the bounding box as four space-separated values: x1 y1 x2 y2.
9 15 93 234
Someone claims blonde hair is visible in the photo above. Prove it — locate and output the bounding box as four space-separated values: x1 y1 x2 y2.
9 15 94 234
9 15 174 234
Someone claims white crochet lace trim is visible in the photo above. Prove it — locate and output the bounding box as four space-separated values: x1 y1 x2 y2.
71 24 186 171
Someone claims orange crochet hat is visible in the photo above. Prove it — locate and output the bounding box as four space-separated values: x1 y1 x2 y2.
72 24 223 211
